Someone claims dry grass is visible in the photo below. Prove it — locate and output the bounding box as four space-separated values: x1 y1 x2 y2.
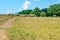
0 16 14 26
7 17 60 40
0 16 15 40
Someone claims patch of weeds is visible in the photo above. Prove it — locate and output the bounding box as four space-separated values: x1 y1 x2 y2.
54 26 59 29
31 33 36 40
49 34 53 40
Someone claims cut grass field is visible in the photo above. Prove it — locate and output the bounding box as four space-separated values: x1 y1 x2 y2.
7 17 60 40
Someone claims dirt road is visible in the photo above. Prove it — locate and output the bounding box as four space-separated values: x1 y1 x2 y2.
0 17 16 40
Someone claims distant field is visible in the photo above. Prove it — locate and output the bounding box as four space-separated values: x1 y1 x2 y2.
7 17 60 40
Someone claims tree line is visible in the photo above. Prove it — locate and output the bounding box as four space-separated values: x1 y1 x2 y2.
18 4 60 17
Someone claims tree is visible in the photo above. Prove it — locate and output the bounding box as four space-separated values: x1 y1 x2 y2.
56 10 60 17
41 8 49 16
48 4 60 17
41 8 48 13
40 12 46 17
31 7 41 17
18 10 32 14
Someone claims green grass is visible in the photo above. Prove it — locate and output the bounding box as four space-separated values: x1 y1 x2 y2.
7 17 60 40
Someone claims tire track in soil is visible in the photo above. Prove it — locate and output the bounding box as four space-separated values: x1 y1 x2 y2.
0 17 16 40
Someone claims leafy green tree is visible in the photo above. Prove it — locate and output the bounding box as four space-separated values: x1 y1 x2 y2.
56 10 60 17
40 12 46 17
41 8 50 16
41 8 48 13
31 7 41 17
18 10 32 14
48 4 60 17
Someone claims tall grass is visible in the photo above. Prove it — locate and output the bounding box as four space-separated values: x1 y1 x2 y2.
7 17 60 40
0 16 14 26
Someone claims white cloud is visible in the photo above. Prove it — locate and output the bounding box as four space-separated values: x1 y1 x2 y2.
19 0 40 11
22 0 30 10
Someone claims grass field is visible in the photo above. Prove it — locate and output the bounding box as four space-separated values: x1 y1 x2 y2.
0 16 14 26
7 17 60 40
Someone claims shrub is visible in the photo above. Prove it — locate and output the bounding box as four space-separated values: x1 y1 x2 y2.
40 12 46 17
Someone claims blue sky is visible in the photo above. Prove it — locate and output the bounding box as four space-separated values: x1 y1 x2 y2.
0 0 60 14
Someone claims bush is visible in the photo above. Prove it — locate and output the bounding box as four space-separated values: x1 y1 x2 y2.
40 12 46 17
35 12 40 17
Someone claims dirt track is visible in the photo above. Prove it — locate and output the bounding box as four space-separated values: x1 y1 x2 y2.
0 17 16 40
